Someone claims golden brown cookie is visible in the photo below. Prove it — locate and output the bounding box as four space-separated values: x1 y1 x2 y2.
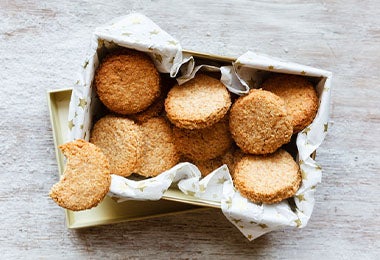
129 92 165 124
165 74 231 129
90 116 143 177
233 149 301 204
49 139 111 211
221 148 244 177
262 74 319 133
173 117 233 161
95 51 161 115
193 157 224 177
229 89 293 155
136 118 179 177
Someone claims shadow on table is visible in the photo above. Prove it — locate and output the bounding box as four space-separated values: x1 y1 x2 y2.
71 208 275 256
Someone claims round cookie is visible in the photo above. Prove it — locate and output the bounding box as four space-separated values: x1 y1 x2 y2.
262 74 319 133
136 117 179 177
173 117 233 161
129 92 165 124
193 157 224 177
95 51 161 115
165 74 231 129
221 148 244 177
233 149 301 204
90 116 143 177
229 89 293 155
192 148 243 177
50 139 111 211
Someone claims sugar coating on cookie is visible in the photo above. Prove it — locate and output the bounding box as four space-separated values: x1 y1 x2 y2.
95 51 160 115
50 139 111 211
233 149 301 204
173 117 233 161
229 89 293 155
262 74 319 133
165 74 231 129
90 116 143 177
136 117 179 177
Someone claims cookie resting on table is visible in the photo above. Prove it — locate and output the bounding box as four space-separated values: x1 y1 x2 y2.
49 139 111 211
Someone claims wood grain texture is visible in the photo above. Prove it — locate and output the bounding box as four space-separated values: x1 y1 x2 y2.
1 0 379 258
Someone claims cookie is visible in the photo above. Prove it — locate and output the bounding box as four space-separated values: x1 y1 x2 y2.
49 139 111 211
191 148 242 177
136 117 179 177
90 116 143 177
221 148 244 177
233 149 301 204
165 74 231 129
229 89 293 155
129 92 165 124
173 117 232 161
95 51 161 115
262 74 319 133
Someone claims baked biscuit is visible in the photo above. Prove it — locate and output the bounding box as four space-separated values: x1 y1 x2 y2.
192 148 243 177
233 149 301 204
136 118 179 177
229 89 293 154
165 74 231 129
173 117 232 161
95 51 161 115
262 74 319 133
49 139 111 211
90 116 143 177
129 92 165 124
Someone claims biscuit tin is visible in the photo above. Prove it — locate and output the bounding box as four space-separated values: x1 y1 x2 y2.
56 14 331 240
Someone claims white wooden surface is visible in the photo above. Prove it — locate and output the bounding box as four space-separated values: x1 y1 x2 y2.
1 0 379 258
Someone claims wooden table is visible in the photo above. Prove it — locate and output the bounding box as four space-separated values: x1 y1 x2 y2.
1 0 379 258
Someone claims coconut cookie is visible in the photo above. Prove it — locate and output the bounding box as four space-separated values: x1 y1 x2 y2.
262 74 319 133
233 149 301 204
90 116 143 177
173 117 232 161
192 148 243 177
95 50 161 115
136 118 179 177
49 139 111 211
165 74 231 129
229 89 293 155
129 92 165 124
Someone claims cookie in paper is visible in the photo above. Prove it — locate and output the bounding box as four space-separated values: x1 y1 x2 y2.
192 148 244 177
49 139 111 211
165 74 231 129
173 117 233 161
129 91 165 124
136 117 179 177
233 149 301 204
229 89 293 155
95 50 161 115
90 116 143 177
262 74 319 133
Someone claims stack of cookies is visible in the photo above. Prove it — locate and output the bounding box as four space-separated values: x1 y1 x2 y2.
50 48 319 210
